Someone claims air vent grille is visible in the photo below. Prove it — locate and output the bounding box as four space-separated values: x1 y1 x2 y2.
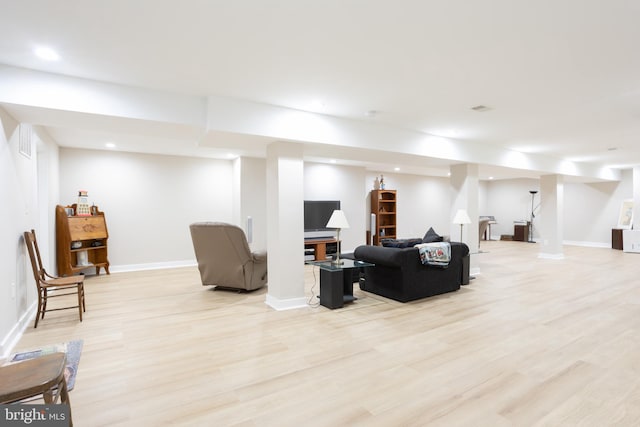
19 124 32 158
471 105 491 112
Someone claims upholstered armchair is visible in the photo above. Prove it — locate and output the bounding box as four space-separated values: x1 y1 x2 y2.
189 222 267 291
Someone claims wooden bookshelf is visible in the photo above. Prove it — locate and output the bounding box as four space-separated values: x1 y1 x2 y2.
370 189 397 245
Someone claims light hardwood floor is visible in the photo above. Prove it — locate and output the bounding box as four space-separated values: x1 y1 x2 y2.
8 241 640 426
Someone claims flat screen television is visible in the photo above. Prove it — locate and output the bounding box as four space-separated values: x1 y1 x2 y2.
304 200 340 232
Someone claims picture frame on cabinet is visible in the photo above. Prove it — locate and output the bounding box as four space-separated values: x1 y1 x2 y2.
617 199 634 229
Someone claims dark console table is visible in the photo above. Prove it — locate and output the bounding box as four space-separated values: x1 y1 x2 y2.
307 259 374 309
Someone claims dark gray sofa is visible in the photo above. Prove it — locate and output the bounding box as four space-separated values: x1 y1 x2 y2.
353 242 469 302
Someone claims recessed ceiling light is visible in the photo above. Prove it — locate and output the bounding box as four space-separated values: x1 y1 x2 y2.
489 176 494 180
330 159 337 164
105 142 116 149
34 46 60 61
394 167 400 171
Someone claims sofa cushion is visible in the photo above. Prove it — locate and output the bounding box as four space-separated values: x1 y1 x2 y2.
422 227 444 243
381 238 423 248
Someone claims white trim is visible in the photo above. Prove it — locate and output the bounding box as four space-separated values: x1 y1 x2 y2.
108 259 197 274
563 240 609 248
1 301 37 359
265 294 308 311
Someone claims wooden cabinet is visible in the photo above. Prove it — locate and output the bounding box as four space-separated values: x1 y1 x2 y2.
612 228 623 250
56 204 110 276
370 190 397 245
514 223 530 242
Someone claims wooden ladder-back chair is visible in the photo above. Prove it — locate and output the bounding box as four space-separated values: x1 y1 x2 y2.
24 229 86 328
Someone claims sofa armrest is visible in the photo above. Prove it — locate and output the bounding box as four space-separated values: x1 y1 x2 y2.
252 251 267 263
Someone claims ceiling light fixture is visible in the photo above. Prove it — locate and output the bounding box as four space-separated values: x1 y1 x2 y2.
34 46 60 61
330 159 337 164
105 142 116 149
394 167 400 171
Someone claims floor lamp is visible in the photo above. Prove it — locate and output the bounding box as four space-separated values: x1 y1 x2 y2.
326 210 350 265
453 209 471 242
529 190 537 243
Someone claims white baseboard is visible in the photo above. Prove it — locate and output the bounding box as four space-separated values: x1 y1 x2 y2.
265 294 308 311
1 301 37 359
108 259 197 274
563 240 609 248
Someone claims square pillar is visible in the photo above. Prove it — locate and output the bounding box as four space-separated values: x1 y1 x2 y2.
538 174 564 259
450 163 480 275
265 141 306 310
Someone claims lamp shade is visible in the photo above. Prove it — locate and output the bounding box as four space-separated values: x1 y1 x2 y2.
326 210 350 229
452 209 471 225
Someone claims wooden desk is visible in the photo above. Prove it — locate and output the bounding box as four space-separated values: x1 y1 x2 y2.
304 238 338 261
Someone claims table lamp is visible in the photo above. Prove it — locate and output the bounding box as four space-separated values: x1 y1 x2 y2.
326 210 350 265
453 209 471 242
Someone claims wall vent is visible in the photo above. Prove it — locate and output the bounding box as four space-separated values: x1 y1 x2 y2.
19 124 32 158
471 105 491 112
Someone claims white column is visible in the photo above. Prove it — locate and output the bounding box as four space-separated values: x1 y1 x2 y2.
265 141 306 310
450 163 480 275
232 157 267 251
538 174 564 259
634 167 640 227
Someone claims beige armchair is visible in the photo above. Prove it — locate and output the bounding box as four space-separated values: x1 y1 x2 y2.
189 222 267 291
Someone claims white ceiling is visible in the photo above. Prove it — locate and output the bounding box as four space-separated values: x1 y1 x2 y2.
1 0 639 180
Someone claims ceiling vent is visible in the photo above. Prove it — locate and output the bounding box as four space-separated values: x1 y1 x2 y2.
471 105 491 112
19 124 32 158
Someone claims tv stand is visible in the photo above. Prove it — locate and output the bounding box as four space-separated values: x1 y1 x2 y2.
304 238 338 261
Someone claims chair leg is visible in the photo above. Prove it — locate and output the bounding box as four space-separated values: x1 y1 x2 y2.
77 287 83 322
34 293 43 328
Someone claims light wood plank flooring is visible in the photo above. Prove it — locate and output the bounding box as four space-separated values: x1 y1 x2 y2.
8 241 640 426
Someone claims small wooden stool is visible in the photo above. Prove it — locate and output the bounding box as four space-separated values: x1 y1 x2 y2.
0 352 73 426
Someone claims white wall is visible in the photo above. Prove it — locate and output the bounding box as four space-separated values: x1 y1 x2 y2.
304 163 367 252
563 172 632 245
484 178 540 239
59 148 234 270
484 174 633 245
365 172 452 240
0 109 39 355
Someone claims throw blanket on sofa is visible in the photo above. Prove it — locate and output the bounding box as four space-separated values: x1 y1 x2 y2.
415 242 451 267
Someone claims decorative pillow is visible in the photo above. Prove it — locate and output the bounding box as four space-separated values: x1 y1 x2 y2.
422 227 443 243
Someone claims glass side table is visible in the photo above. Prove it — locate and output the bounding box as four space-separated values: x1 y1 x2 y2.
306 259 374 309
